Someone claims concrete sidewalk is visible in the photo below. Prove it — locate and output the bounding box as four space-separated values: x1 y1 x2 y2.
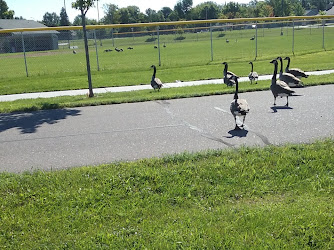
1 69 334 102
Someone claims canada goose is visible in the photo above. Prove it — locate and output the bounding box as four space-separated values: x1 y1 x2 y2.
163 43 166 48
127 47 134 50
248 62 258 84
270 59 295 106
284 57 309 79
250 35 255 40
154 46 158 49
277 57 303 88
226 39 229 43
104 49 112 52
72 50 77 54
150 65 163 91
115 47 123 52
230 77 250 130
222 62 239 87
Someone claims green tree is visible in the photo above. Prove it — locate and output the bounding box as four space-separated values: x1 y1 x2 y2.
102 4 119 24
42 12 60 27
174 0 193 19
0 0 14 19
72 0 96 98
60 7 70 26
59 8 71 41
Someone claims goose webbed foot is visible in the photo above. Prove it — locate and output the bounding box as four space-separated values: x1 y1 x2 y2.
234 125 242 130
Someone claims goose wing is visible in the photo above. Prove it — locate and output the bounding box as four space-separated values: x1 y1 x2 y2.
151 77 163 89
288 68 308 78
248 71 258 80
276 80 295 94
230 99 250 115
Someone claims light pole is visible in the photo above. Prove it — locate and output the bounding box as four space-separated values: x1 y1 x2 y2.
96 0 102 45
281 0 284 36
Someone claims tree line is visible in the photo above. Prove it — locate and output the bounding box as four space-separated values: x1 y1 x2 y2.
1 0 332 27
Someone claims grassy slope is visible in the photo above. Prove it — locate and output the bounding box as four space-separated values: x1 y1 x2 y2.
0 139 333 248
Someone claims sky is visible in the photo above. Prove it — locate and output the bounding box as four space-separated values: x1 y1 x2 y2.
7 0 252 23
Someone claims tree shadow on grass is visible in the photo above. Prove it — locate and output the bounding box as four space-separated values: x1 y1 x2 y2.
0 108 81 134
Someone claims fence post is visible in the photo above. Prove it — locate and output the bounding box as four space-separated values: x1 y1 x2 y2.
322 19 325 50
21 32 28 77
210 23 213 61
255 22 258 60
112 28 115 47
292 20 295 55
157 26 161 66
94 29 100 71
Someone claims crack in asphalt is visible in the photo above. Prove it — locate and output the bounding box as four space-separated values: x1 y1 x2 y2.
156 101 235 147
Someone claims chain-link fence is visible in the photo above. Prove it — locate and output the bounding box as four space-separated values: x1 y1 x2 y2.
0 16 333 91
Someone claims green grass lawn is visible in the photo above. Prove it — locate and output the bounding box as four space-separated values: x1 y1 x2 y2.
0 25 333 95
1 138 333 248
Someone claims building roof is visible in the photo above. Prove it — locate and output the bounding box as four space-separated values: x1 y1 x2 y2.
325 6 334 15
304 9 319 16
0 19 58 35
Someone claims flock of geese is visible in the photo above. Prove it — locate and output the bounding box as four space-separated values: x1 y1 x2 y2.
151 56 309 130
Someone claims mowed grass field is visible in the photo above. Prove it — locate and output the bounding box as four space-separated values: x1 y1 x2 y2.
0 24 333 95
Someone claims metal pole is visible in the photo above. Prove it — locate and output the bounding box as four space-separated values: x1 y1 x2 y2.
21 32 28 77
210 23 213 61
292 20 295 55
255 22 258 60
94 30 100 71
112 28 114 47
157 27 161 66
322 20 325 50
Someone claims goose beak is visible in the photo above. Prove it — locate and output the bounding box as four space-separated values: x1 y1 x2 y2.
270 60 276 64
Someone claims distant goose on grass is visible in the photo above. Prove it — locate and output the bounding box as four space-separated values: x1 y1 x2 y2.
226 39 229 43
230 77 250 130
104 49 112 52
248 61 258 84
127 47 134 50
270 59 295 107
150 65 163 91
284 56 309 79
72 50 77 54
163 43 166 48
115 47 123 52
222 62 239 87
277 57 303 88
154 46 158 49
250 35 255 40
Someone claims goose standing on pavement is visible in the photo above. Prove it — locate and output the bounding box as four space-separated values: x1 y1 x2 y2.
277 57 303 88
248 61 259 84
270 59 295 106
222 62 238 87
284 56 309 79
230 77 250 130
150 65 163 91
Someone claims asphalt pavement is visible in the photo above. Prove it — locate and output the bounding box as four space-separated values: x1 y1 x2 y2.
0 84 333 173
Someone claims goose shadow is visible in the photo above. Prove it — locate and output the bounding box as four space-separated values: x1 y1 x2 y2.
271 106 293 113
225 128 249 138
0 108 81 134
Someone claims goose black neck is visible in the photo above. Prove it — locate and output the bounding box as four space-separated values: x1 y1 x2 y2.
278 58 283 73
272 62 278 81
286 58 290 70
152 66 156 77
250 62 254 72
234 79 239 100
224 63 228 74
